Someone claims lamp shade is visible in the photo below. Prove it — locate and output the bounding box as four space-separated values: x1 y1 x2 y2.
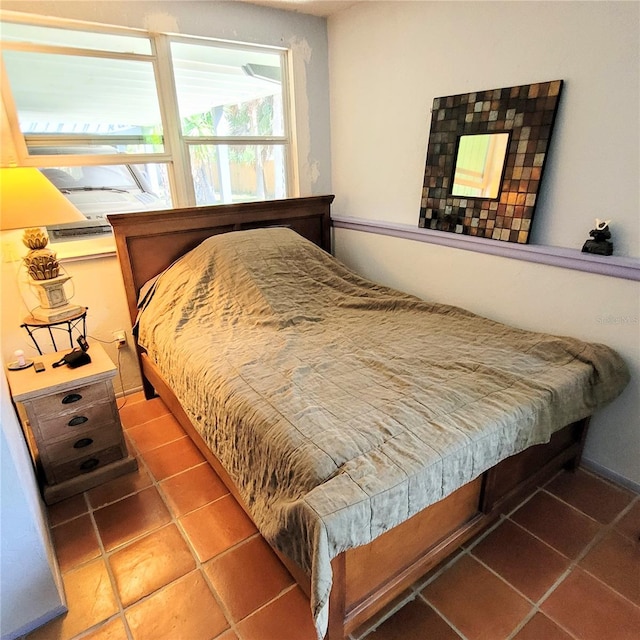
0 166 85 231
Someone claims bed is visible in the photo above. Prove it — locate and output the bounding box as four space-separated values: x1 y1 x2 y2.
108 195 629 640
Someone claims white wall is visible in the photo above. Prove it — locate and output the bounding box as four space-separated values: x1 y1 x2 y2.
1 375 65 639
0 0 332 393
329 1 639 256
328 1 640 487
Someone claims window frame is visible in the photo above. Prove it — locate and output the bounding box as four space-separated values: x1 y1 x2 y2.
0 10 297 252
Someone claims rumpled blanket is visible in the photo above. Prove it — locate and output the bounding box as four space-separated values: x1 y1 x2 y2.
137 227 629 639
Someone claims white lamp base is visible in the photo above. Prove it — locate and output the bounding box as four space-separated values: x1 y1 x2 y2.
29 274 71 308
31 303 85 323
28 275 83 322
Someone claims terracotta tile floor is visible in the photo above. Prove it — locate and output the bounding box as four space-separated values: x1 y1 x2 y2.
24 393 639 640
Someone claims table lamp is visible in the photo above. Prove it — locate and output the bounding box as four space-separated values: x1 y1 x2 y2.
0 166 86 322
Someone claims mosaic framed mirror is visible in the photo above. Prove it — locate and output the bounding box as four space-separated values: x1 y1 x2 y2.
418 80 563 243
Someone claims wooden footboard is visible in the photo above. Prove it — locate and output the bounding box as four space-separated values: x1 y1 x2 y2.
140 351 589 640
327 417 589 639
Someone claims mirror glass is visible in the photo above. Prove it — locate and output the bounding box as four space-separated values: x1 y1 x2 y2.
451 133 509 199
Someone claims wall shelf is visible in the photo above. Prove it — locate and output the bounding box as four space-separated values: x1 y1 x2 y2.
331 216 640 282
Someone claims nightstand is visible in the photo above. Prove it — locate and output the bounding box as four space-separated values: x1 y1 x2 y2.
5 341 137 504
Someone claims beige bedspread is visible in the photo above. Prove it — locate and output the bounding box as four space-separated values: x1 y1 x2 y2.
137 227 629 638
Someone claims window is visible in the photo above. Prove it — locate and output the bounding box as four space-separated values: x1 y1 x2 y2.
0 14 294 246
171 39 289 204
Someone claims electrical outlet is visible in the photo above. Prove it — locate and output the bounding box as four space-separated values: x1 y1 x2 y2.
113 330 126 348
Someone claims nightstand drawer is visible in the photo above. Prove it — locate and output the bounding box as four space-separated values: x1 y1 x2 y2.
37 401 118 442
29 381 111 417
50 446 125 483
44 425 123 464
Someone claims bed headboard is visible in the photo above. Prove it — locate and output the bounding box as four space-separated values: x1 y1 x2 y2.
108 195 335 325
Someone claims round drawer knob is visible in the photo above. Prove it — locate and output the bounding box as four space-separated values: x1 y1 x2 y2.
79 458 99 471
68 415 88 427
62 393 83 404
73 438 94 449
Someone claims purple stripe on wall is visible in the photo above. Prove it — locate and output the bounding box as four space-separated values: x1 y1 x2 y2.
331 216 640 282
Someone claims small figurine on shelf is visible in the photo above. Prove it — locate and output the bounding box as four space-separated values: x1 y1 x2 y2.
582 218 613 256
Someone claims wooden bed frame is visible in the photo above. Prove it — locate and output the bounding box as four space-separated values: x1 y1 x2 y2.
108 196 589 639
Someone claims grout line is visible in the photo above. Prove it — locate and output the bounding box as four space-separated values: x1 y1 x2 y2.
119 400 171 431
351 591 421 639
52 406 198 639
133 412 318 636
408 473 639 640
99 418 228 637
415 546 470 591
512 483 640 635
579 465 639 497
569 503 640 611
417 591 468 640
468 551 537 607
45 396 255 640
505 605 581 640
67 484 135 640
102 401 293 639
537 487 602 526
504 516 577 559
